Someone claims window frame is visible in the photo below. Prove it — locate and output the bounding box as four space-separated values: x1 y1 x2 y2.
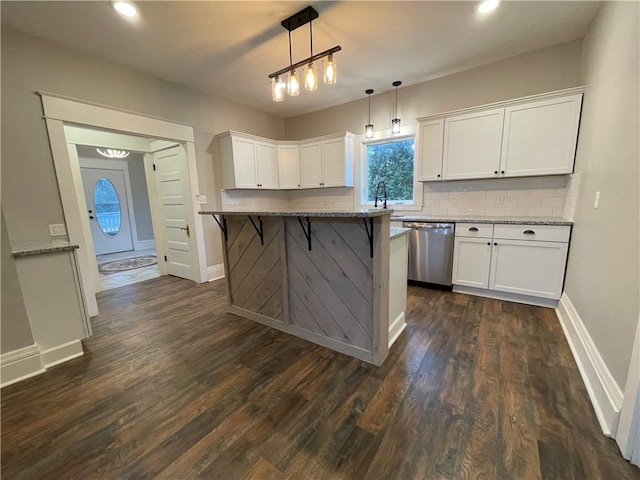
359 126 423 210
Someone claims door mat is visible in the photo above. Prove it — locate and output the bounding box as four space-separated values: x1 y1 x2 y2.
98 255 157 275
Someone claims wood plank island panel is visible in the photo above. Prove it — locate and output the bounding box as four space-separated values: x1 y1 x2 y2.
204 210 392 365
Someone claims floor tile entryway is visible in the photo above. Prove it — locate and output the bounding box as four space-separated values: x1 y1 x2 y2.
96 248 160 290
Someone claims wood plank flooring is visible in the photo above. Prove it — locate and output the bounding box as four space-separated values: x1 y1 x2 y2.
2 276 638 479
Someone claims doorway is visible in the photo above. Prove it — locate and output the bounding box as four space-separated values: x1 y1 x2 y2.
42 93 208 317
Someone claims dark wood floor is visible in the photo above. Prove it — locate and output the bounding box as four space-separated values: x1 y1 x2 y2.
2 276 638 479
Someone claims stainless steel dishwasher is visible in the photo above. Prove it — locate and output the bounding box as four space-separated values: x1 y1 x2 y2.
402 222 454 286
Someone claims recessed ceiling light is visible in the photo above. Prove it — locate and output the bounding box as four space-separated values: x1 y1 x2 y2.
113 1 138 18
477 0 500 14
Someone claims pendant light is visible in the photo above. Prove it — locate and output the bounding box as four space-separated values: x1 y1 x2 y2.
304 16 317 91
324 53 337 84
272 75 285 102
286 30 300 97
391 81 402 134
365 89 374 139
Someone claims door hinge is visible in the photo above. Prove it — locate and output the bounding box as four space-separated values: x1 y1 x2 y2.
164 255 167 262
153 164 157 171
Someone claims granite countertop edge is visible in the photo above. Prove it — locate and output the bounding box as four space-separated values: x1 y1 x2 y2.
390 215 573 226
390 227 411 239
199 209 394 218
12 239 80 257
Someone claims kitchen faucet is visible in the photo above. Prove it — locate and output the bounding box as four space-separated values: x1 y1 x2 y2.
374 181 387 209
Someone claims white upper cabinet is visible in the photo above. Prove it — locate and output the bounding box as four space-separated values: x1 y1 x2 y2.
500 94 582 177
300 142 323 187
219 133 279 189
300 134 354 188
255 141 279 189
442 108 505 180
417 119 444 181
277 144 300 189
418 88 584 182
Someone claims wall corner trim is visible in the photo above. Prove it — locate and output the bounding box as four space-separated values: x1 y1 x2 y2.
556 292 623 436
207 263 225 282
0 344 45 388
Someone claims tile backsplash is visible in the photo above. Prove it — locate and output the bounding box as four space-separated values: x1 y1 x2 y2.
221 174 579 221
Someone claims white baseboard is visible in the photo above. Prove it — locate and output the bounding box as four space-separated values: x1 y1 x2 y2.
208 263 225 282
556 293 623 436
0 344 45 388
389 312 407 348
453 285 559 308
40 340 84 368
134 239 156 251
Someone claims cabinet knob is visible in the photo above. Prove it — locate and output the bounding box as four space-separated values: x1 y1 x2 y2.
89 215 95 220
494 171 498 175
487 242 491 246
501 171 505 175
297 184 300 187
437 174 441 178
494 242 498 246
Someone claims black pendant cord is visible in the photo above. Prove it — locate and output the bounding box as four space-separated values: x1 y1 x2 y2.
288 30 293 68
309 19 313 57
368 93 371 122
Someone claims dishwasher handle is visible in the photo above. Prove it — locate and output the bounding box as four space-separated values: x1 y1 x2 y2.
403 222 454 230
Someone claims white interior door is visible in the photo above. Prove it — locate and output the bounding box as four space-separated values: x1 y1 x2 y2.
152 145 198 281
81 167 134 255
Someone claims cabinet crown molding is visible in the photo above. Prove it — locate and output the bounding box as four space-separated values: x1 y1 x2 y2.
215 130 355 145
416 86 585 123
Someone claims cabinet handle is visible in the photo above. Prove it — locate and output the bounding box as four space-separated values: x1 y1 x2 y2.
501 171 505 174
494 171 498 175
487 242 491 246
437 174 441 178
494 242 497 246
523 229 535 235
297 184 300 187
89 215 95 220
468 227 479 232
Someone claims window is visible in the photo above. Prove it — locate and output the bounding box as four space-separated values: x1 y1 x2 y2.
94 177 122 237
363 136 417 205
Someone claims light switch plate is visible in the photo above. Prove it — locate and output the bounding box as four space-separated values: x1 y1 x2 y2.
48 223 67 236
196 195 207 204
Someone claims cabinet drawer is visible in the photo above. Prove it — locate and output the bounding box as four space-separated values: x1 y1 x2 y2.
493 224 570 242
455 223 494 238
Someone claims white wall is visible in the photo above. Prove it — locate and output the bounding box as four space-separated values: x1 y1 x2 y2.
127 154 154 242
563 1 640 388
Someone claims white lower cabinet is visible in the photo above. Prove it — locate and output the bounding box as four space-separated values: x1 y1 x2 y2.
452 223 571 304
452 237 492 288
489 239 569 299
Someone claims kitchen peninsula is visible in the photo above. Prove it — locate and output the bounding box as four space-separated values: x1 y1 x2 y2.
200 209 407 365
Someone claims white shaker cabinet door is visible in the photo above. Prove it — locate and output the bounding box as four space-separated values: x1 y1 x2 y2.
443 108 504 180
418 119 444 181
500 94 582 177
278 144 300 189
300 142 323 188
322 137 347 187
452 237 492 288
489 239 569 299
230 136 258 188
255 141 279 188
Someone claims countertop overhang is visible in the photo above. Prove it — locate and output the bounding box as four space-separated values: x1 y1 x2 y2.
199 209 394 218
12 239 80 257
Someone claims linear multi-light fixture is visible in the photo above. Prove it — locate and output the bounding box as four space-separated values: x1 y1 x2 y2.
269 6 340 102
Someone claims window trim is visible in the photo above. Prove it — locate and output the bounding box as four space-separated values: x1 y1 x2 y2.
358 125 423 211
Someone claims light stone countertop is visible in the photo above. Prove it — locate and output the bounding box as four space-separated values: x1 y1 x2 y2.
12 239 80 257
390 227 411 239
200 208 394 218
391 215 573 226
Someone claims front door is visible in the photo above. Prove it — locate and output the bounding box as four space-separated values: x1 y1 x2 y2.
81 167 134 255
152 145 198 281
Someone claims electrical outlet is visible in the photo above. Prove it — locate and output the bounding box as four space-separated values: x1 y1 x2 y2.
594 191 600 209
195 195 207 205
48 223 67 237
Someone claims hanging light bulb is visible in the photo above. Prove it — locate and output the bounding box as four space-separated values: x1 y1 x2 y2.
391 81 402 134
324 54 337 85
272 75 284 102
304 62 318 91
365 89 374 139
288 70 300 96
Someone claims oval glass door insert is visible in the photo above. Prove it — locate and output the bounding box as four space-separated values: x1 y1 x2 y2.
94 178 121 237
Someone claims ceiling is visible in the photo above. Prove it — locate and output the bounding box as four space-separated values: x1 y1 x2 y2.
1 1 600 119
